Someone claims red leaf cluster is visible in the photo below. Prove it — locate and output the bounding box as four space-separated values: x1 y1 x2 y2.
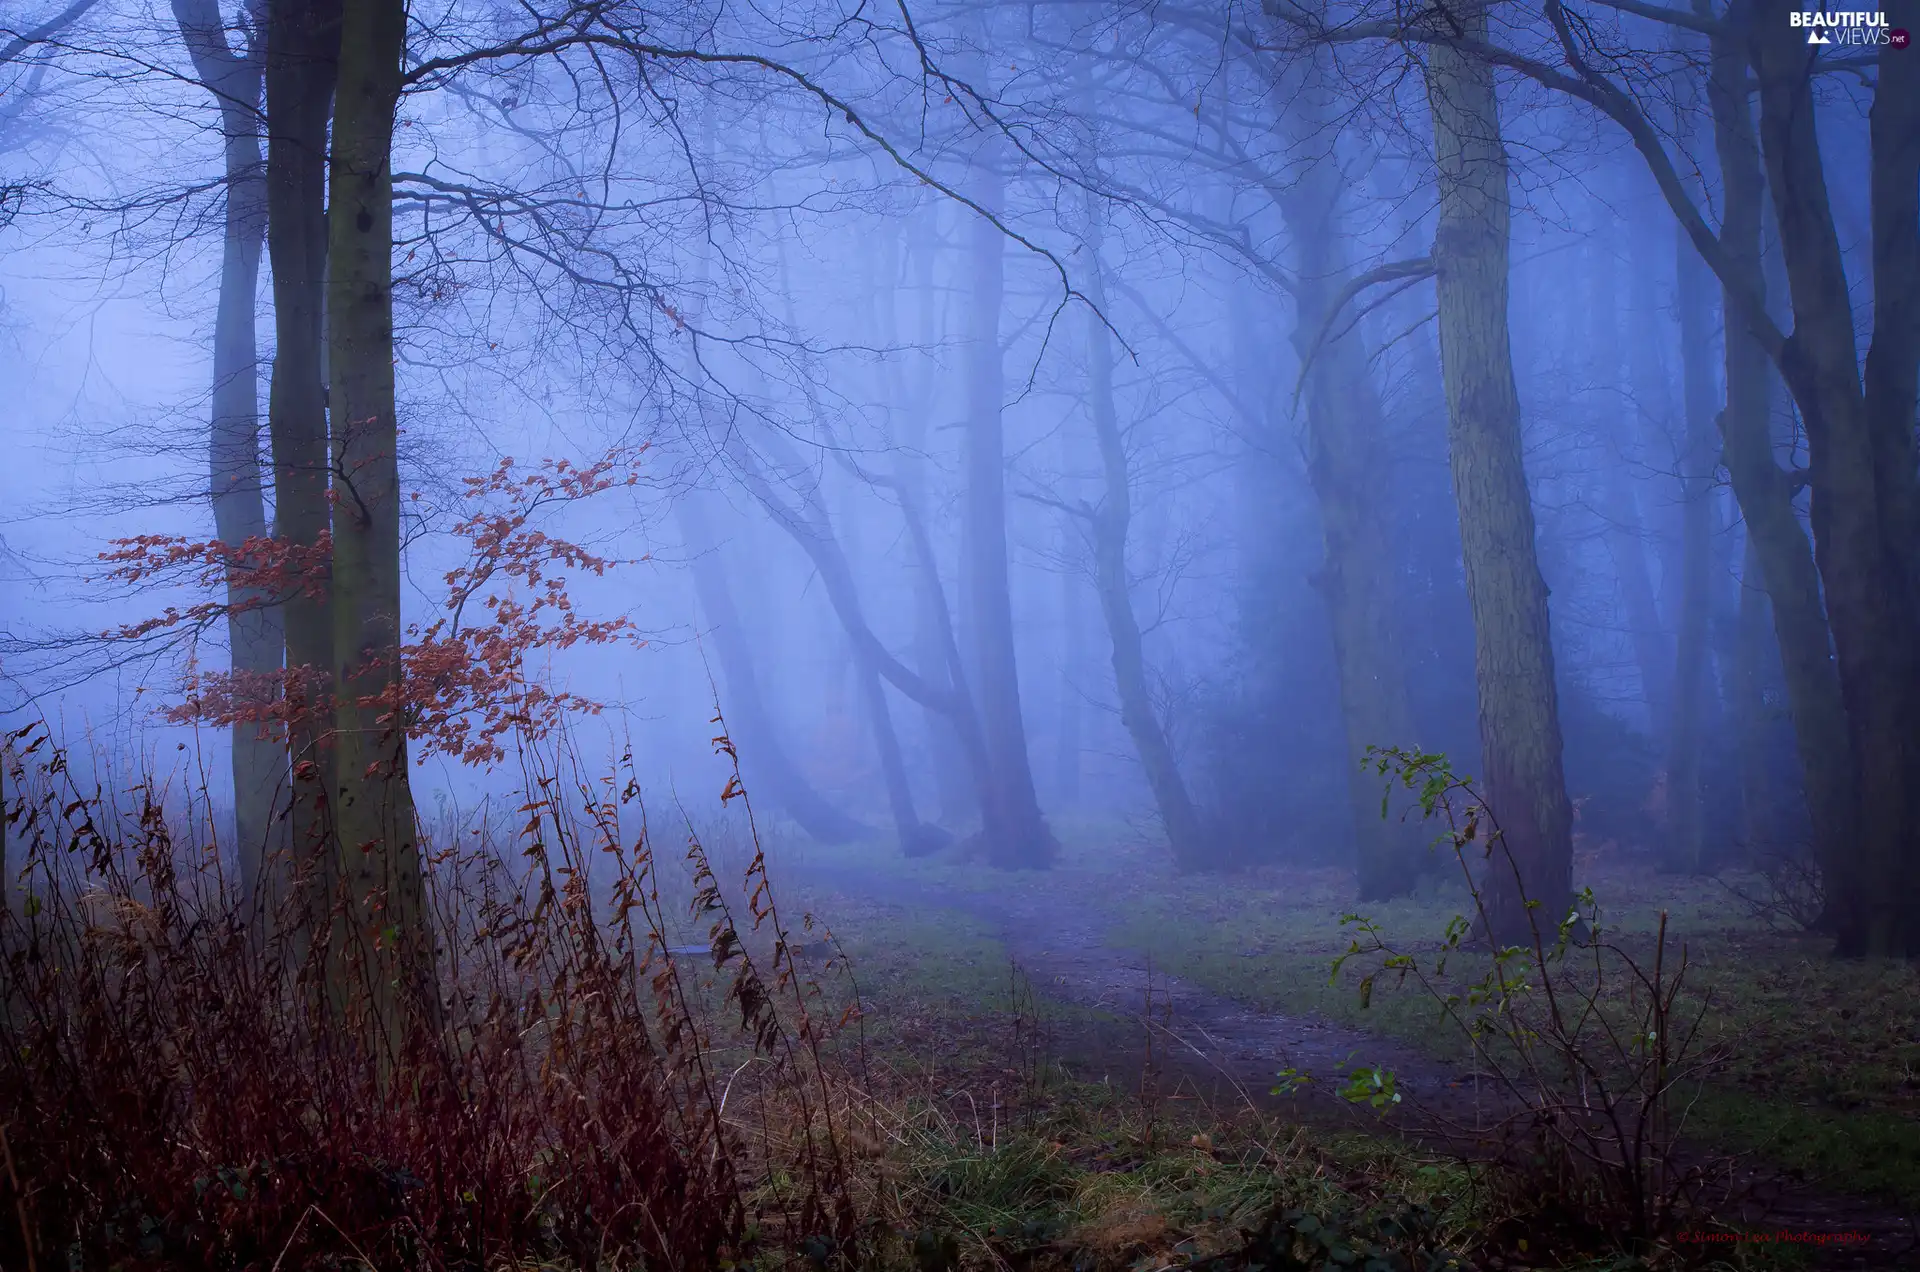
98 533 333 640
100 447 648 766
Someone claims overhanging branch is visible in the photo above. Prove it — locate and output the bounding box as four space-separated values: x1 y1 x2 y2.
1290 257 1436 411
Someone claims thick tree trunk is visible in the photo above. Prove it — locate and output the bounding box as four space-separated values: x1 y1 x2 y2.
1081 220 1206 871
1699 0 1854 911
678 497 872 845
1859 1 1920 952
1273 128 1426 898
326 0 435 1037
1733 536 1785 853
1425 15 1576 946
173 0 286 907
1668 222 1719 876
264 0 341 945
963 153 1054 868
1749 3 1920 955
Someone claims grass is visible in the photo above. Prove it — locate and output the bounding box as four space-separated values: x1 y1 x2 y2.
793 897 1826 1272
1115 864 1920 1208
8 717 1895 1270
776 818 1920 1215
874 1091 1496 1271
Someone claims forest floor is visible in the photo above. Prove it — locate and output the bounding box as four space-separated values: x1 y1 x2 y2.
766 820 1920 1270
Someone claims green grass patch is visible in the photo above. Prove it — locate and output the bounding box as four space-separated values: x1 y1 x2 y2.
1111 865 1920 1206
1688 1090 1920 1208
787 827 1920 1215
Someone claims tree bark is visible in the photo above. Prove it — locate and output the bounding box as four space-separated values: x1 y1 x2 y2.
1081 211 1207 871
1668 219 1719 875
1858 0 1920 953
962 149 1054 868
1272 108 1426 898
1697 0 1854 913
264 0 341 944
326 0 435 1038
1425 11 1576 945
173 0 286 907
1748 1 1920 955
1733 535 1784 853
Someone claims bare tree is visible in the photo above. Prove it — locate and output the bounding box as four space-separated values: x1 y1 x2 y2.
264 0 342 944
326 0 435 1041
678 490 874 844
1421 3 1575 943
958 87 1057 869
1073 183 1207 872
171 0 286 907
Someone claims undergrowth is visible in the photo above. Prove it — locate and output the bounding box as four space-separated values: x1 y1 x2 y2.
0 721 863 1270
0 724 1862 1271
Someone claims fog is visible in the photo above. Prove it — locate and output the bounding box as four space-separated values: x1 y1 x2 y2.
0 0 1905 940
8 0 1920 1262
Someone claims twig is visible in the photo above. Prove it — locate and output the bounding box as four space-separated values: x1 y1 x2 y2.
0 1122 35 1272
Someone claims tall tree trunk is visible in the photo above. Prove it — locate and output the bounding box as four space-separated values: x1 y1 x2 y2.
173 0 285 907
1733 535 1784 853
1698 0 1853 915
1600 474 1672 733
264 0 341 945
1052 524 1084 811
1748 2 1919 955
1858 0 1920 954
1668 220 1719 876
963 150 1054 869
1592 233 1673 735
914 547 975 822
1425 10 1576 945
326 0 434 1038
678 497 872 845
1081 212 1206 871
1273 105 1426 898
1624 225 1689 662
893 222 975 824
1703 484 1745 849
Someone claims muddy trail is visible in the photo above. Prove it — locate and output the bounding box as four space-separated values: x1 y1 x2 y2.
790 860 1918 1268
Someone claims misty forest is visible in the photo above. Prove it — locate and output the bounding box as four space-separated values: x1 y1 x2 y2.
2 0 1918 1267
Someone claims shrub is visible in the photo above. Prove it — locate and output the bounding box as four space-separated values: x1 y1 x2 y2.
0 721 861 1271
1328 747 1729 1254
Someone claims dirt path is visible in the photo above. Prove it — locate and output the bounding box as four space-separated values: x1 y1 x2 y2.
791 860 1918 1268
